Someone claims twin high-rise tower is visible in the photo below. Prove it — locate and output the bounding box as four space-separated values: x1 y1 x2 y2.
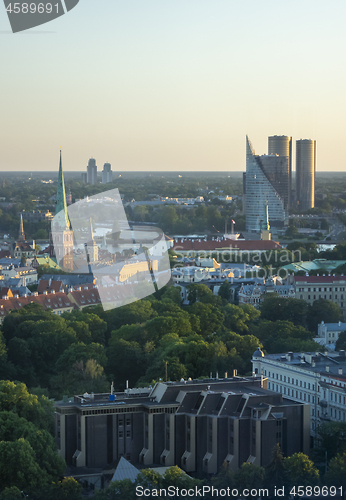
245 135 316 231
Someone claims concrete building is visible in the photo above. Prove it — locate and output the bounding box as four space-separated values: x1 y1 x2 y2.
252 349 346 442
245 137 287 232
268 135 292 207
102 163 113 184
87 158 97 185
55 377 310 476
296 139 316 211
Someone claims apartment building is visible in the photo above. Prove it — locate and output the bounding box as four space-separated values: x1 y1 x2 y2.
252 349 346 442
291 275 346 317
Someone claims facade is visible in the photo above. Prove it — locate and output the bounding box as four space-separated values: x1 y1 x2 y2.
171 266 233 285
291 275 346 317
252 349 346 441
296 139 316 211
245 137 287 232
316 321 346 347
239 279 295 308
268 135 292 207
55 377 310 476
102 163 113 184
87 158 97 184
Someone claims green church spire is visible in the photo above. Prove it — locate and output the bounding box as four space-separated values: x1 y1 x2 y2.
55 150 70 229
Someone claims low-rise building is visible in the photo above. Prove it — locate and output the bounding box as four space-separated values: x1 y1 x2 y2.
252 349 346 441
55 377 310 476
315 321 346 348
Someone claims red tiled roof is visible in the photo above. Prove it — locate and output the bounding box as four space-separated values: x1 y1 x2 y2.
172 239 282 252
0 291 76 320
293 275 346 284
69 288 101 307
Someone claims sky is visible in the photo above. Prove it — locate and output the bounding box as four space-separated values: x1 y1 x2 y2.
1 0 346 172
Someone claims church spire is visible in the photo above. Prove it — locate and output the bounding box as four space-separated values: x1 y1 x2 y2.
55 150 70 229
18 213 25 241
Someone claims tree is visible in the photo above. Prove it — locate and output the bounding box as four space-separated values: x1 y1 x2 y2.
218 280 231 302
326 452 346 488
336 331 346 350
313 422 346 463
188 302 224 336
260 296 308 327
0 380 55 432
0 411 65 483
107 339 146 388
284 453 319 487
94 478 135 500
234 463 265 495
0 439 45 490
307 299 343 333
265 444 288 493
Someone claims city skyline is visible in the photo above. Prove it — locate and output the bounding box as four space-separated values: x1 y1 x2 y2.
1 0 345 171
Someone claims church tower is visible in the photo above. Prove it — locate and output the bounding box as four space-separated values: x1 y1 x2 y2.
86 217 98 263
18 213 25 242
51 151 74 271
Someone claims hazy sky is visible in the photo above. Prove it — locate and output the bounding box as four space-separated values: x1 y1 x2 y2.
1 0 345 171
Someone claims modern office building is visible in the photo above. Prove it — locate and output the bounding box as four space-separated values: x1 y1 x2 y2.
296 139 316 211
102 163 113 184
55 377 310 476
268 135 292 207
252 349 346 443
87 158 97 185
245 136 287 231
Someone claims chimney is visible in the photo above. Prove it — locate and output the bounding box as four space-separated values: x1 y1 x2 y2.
339 368 343 375
326 366 330 373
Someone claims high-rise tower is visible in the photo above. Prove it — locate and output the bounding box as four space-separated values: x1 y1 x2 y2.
102 163 113 184
51 151 74 270
87 158 97 184
268 135 292 207
245 136 286 232
296 139 316 211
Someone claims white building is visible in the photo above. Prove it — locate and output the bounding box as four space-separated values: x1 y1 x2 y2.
252 349 346 440
315 321 346 348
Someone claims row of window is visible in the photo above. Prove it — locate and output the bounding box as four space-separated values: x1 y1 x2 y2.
264 370 316 390
298 287 346 292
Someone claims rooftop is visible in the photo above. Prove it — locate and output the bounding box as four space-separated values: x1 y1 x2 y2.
258 351 346 379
